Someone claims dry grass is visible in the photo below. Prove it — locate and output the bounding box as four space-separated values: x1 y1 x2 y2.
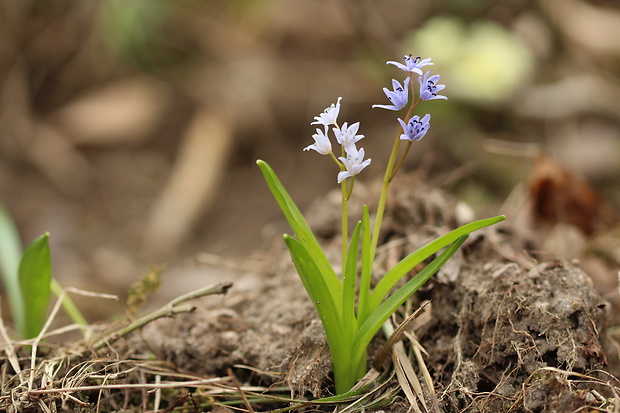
0 279 415 412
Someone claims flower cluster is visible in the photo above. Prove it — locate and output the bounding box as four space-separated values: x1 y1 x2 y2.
380 54 447 142
305 54 447 183
305 97 371 183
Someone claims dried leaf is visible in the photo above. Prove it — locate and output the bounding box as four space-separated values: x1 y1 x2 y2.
529 156 606 234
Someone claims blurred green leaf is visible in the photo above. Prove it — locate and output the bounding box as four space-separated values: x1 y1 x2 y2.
98 0 189 69
0 204 25 333
19 233 52 339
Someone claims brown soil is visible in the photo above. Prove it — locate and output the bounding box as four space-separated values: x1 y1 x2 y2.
113 173 618 412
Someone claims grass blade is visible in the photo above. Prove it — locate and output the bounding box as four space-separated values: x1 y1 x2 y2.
368 216 504 311
284 235 340 327
19 233 52 339
352 235 469 364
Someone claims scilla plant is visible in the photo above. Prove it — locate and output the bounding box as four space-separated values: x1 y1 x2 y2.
0 205 87 339
257 54 505 394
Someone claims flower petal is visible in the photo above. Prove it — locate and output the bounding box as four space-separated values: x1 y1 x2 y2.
311 97 342 127
304 128 332 155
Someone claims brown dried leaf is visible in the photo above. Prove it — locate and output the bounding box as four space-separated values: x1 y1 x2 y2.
529 155 607 235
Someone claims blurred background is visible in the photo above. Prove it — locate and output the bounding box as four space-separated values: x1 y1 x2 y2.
1 0 619 321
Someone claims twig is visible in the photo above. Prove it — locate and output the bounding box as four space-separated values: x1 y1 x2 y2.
374 301 430 369
29 287 67 390
28 377 229 395
228 368 255 413
90 282 233 351
0 301 21 374
405 331 441 413
153 374 161 412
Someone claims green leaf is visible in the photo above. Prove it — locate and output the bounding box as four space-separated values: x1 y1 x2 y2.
342 222 361 339
284 235 339 326
19 233 52 339
368 215 504 311
284 235 354 393
357 206 372 325
51 278 89 330
257 160 342 315
352 235 469 363
0 204 25 332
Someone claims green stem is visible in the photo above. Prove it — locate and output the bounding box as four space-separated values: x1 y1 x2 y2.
341 179 349 277
346 177 355 200
329 151 340 166
327 149 348 277
390 140 413 181
364 76 423 321
369 134 401 264
51 279 89 331
369 74 421 263
357 206 372 324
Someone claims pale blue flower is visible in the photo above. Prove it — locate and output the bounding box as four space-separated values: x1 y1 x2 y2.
387 55 433 75
304 128 332 155
333 122 364 148
337 145 371 183
372 78 410 111
398 114 431 142
419 72 447 101
311 97 342 128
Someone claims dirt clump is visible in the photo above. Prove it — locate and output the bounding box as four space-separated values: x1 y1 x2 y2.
419 259 608 412
125 174 615 411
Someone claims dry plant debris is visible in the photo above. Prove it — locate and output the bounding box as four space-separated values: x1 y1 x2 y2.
0 282 233 412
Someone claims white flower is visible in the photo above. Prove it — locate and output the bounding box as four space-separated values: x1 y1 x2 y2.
337 145 371 183
333 122 364 148
304 128 332 155
311 97 342 128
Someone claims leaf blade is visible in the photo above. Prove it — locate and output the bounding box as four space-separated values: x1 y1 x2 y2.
368 215 504 311
257 159 342 313
19 233 52 339
342 222 361 339
0 204 25 331
284 235 354 393
352 235 469 362
357 205 372 325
